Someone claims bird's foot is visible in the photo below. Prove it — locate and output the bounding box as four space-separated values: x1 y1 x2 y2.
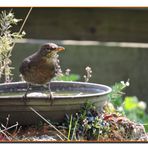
48 92 54 106
22 83 31 104
22 94 28 104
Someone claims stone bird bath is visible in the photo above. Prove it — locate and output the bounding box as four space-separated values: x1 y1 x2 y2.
0 81 112 125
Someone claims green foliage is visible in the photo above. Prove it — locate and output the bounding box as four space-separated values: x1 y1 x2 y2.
0 10 25 82
108 80 129 107
65 101 111 140
123 96 148 131
65 100 147 141
109 80 148 132
64 80 148 141
53 74 80 81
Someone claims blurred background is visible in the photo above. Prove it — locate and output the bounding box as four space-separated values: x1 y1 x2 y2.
0 7 148 106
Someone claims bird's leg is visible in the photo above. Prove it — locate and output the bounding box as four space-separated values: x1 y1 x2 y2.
43 83 54 105
22 83 31 103
48 82 54 106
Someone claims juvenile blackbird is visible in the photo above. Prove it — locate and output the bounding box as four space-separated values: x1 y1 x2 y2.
19 43 65 102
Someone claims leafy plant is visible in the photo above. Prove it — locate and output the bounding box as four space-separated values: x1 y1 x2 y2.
65 101 147 141
64 101 113 140
123 96 148 131
108 80 130 107
0 10 25 82
53 66 93 82
108 80 148 132
64 80 148 141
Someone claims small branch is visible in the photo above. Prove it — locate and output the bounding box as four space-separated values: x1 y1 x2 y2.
56 134 64 141
0 130 11 141
0 122 19 141
18 7 33 35
8 7 33 57
30 107 68 140
0 122 18 133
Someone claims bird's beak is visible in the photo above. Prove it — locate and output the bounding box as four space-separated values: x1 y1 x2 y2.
55 46 65 52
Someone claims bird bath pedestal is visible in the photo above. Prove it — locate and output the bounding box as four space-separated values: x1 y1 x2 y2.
0 81 112 125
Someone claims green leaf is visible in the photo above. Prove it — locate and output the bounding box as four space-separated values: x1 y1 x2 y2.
124 96 138 110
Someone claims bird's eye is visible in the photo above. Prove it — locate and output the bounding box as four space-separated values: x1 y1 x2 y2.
46 47 50 50
51 47 56 50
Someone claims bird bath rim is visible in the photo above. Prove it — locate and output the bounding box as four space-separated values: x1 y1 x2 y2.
0 81 112 99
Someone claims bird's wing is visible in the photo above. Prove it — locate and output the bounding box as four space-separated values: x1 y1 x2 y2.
19 58 30 75
19 52 42 74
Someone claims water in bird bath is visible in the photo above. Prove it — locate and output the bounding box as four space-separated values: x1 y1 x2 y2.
0 89 105 98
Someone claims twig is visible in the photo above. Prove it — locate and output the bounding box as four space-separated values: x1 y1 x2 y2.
11 125 22 138
8 7 33 57
5 114 10 128
0 122 18 133
68 115 73 141
56 134 64 141
18 7 33 35
0 130 11 141
71 118 78 140
0 122 18 141
29 107 68 140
